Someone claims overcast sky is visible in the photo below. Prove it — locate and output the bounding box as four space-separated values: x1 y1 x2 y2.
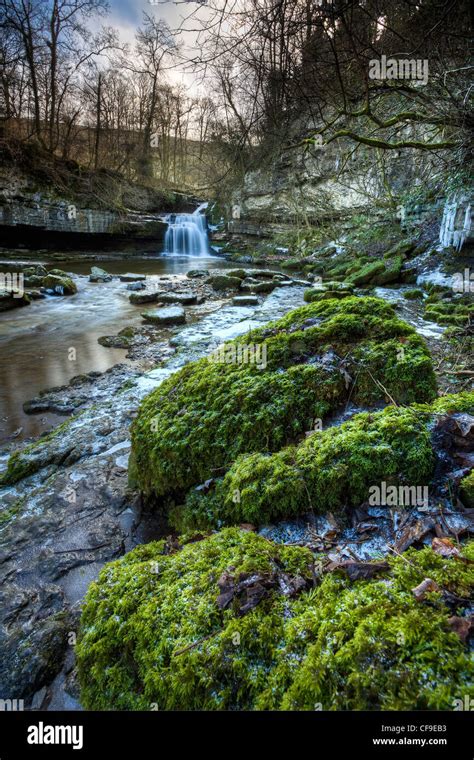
106 0 206 92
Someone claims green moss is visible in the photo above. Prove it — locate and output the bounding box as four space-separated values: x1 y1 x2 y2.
304 287 353 303
131 297 437 503
404 288 424 300
76 529 474 711
43 274 77 295
178 391 474 530
460 470 474 508
424 298 473 327
0 498 23 528
347 260 386 286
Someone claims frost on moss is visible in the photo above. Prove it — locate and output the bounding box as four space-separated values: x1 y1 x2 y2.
130 297 437 503
76 528 474 711
176 391 474 530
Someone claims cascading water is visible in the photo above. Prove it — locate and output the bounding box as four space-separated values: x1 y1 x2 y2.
164 202 209 256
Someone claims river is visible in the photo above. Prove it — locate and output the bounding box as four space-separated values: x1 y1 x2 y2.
0 254 232 443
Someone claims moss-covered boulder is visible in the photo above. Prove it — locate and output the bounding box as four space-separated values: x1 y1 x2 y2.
174 392 474 530
208 274 242 291
76 528 474 711
42 274 77 295
347 260 386 286
130 297 437 504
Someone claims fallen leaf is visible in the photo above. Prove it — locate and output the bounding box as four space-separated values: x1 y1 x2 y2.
447 616 472 643
326 559 389 580
395 518 435 553
412 577 440 601
432 537 460 557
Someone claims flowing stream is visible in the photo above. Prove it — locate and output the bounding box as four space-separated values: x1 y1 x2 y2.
0 254 230 443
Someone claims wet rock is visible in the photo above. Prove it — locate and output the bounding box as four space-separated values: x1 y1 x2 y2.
232 295 259 306
246 269 282 278
156 291 197 305
186 269 209 279
208 274 242 291
141 305 186 325
253 281 276 293
26 290 46 300
0 290 31 311
226 269 247 279
119 273 146 282
42 274 77 296
129 291 163 305
89 267 112 283
24 274 45 288
126 281 146 291
22 364 139 418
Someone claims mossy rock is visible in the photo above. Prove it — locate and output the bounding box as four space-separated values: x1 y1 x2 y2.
130 297 437 505
42 274 77 295
176 392 473 530
281 258 304 270
304 288 353 303
383 239 416 260
424 299 472 327
373 256 403 285
76 528 474 710
208 275 242 291
404 289 424 301
460 470 474 508
348 260 386 286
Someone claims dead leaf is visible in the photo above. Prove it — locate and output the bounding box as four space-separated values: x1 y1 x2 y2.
216 570 277 616
395 517 435 553
447 616 472 643
326 559 389 580
412 577 440 601
432 537 460 557
216 566 310 615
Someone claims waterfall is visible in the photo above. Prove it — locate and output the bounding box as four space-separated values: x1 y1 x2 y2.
439 196 472 251
164 203 209 256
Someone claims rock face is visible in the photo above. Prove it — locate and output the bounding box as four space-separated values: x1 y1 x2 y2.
230 123 444 227
141 305 186 325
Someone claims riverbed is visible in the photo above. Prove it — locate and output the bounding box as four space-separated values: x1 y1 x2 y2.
0 254 232 443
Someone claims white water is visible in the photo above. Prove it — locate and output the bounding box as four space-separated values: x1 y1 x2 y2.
164 202 209 256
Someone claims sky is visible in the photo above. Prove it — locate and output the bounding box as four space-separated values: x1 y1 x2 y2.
106 0 207 93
